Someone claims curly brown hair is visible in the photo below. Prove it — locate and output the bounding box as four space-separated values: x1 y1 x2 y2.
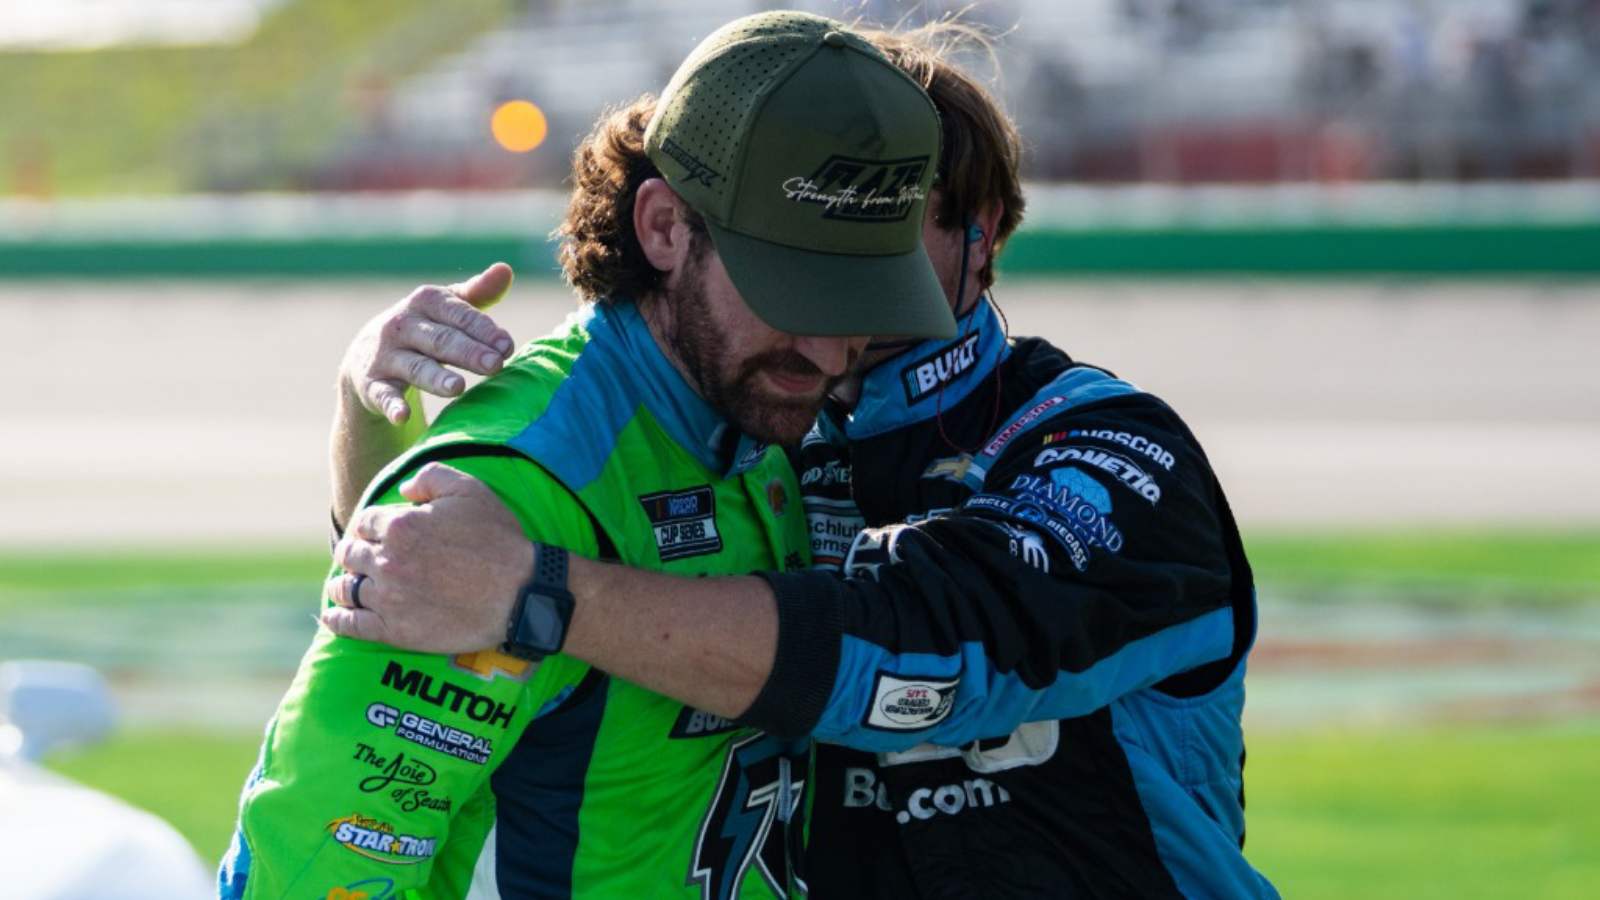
859 21 1026 291
555 23 1025 300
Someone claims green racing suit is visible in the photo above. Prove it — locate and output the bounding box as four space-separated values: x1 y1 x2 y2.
220 300 812 900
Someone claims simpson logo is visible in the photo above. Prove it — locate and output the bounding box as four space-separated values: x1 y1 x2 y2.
781 155 929 222
366 702 494 765
379 662 515 729
1036 445 1161 504
328 813 436 864
659 137 721 187
901 332 982 404
639 486 722 562
983 397 1067 456
866 674 958 731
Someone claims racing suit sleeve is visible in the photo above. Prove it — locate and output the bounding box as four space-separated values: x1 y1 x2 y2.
737 396 1250 753
220 453 601 898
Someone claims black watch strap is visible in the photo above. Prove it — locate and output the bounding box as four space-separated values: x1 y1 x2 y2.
503 542 576 662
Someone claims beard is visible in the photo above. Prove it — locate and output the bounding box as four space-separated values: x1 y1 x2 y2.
662 256 846 447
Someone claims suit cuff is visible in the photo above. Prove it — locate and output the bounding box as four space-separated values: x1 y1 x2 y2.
734 570 845 739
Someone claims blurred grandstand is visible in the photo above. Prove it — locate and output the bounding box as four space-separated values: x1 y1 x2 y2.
4 0 1600 196
328 0 1600 190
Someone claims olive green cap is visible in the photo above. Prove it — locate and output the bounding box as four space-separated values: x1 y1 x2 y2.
644 11 955 339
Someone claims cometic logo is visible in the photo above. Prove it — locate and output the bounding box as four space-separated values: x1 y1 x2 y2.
1035 446 1161 504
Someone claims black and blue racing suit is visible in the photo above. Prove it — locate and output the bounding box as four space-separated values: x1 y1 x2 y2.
737 299 1276 898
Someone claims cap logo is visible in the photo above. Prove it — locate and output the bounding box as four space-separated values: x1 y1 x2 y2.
781 155 929 222
660 137 722 187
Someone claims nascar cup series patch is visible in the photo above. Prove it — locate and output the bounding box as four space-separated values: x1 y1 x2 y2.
639 485 722 561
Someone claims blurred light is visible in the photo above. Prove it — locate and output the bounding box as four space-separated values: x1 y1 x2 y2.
491 101 548 154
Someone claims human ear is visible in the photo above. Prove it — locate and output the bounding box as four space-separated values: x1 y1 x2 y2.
634 178 693 273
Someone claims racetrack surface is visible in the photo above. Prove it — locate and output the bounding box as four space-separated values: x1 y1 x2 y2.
4 276 1596 547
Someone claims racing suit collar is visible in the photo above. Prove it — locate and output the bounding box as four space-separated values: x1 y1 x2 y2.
595 300 770 478
843 297 1009 442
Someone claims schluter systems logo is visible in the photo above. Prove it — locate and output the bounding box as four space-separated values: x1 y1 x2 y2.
781 155 929 221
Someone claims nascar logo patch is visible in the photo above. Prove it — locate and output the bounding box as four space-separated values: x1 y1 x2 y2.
639 485 722 561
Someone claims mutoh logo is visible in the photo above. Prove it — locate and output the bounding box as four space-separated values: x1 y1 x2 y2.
843 767 1013 825
378 663 515 729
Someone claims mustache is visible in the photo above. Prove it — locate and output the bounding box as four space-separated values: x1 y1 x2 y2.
737 347 860 393
743 350 822 378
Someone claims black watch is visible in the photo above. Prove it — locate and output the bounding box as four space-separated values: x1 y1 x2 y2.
503 543 576 662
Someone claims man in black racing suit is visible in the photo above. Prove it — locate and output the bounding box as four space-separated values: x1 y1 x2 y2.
781 292 1266 897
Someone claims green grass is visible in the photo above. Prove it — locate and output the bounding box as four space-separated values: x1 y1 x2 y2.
1245 723 1600 899
43 722 1600 894
0 548 326 599
44 729 263 865
1245 530 1599 603
4 530 1593 611
18 530 1597 888
0 0 513 195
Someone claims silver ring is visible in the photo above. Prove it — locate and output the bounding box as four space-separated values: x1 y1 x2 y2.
350 573 367 609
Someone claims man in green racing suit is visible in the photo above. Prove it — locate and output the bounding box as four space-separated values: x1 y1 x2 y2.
219 13 956 899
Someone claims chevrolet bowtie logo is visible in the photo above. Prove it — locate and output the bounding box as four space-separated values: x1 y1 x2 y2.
451 649 533 682
923 454 979 482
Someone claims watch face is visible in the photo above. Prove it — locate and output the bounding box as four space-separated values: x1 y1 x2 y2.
520 596 565 652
